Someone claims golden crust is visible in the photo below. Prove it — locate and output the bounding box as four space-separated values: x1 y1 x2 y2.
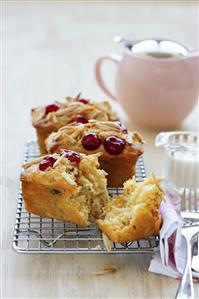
45 120 144 156
97 177 164 243
21 153 109 226
31 96 118 154
45 120 144 187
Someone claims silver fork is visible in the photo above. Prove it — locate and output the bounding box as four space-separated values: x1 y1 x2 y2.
175 188 199 299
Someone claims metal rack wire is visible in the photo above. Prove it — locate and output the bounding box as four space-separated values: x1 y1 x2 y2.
13 140 159 254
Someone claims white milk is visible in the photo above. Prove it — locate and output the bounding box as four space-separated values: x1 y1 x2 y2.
164 148 199 189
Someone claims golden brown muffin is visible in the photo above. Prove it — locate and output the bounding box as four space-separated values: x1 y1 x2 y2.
97 177 164 243
45 120 144 187
21 151 109 226
31 94 118 154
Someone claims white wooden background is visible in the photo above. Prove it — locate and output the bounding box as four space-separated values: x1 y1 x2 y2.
2 1 199 298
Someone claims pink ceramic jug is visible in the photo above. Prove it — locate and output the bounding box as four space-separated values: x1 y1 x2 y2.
95 39 199 129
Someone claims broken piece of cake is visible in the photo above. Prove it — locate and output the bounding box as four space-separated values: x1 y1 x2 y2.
97 177 164 243
21 150 109 226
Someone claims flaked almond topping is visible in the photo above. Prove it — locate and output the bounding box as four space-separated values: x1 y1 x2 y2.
46 112 53 121
62 134 76 144
55 105 78 116
70 127 84 139
52 154 65 168
58 123 77 134
61 172 76 185
33 100 117 126
102 233 112 251
88 111 98 119
77 120 120 132
52 113 58 123
46 121 130 152
95 122 120 131
92 265 118 276
22 156 45 169
132 132 145 144
45 112 58 123
74 92 81 100
47 128 77 144
54 126 83 139
61 171 77 186
32 107 46 122
78 106 95 114
65 96 74 102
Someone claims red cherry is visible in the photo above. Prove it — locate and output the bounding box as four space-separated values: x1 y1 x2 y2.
74 114 88 124
82 133 101 151
45 104 60 114
63 150 81 164
79 98 89 104
104 136 126 155
118 122 128 133
39 156 57 171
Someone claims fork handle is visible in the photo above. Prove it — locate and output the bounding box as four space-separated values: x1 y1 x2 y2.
175 237 194 299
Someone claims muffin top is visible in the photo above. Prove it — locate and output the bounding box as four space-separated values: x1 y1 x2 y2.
45 120 144 157
31 94 118 130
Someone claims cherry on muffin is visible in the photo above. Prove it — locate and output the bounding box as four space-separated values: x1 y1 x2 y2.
78 98 90 104
74 114 88 124
39 156 57 171
82 133 102 150
45 104 60 115
62 150 81 164
104 136 126 155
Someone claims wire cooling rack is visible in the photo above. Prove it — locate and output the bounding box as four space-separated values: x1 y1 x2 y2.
13 140 159 254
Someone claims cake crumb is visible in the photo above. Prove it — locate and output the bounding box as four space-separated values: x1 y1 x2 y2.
92 265 118 276
94 244 101 250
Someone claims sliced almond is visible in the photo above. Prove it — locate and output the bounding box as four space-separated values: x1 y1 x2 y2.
32 107 46 122
46 112 52 121
102 233 112 251
70 127 84 139
55 105 77 116
52 113 58 123
132 132 145 144
61 172 76 185
22 156 45 169
74 92 81 100
64 134 76 144
52 155 65 168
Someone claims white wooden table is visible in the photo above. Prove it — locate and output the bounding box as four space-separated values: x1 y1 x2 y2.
2 2 199 298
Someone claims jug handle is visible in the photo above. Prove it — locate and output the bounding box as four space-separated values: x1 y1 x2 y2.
95 53 121 100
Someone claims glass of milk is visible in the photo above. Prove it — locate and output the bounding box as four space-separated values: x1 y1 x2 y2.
155 132 199 189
